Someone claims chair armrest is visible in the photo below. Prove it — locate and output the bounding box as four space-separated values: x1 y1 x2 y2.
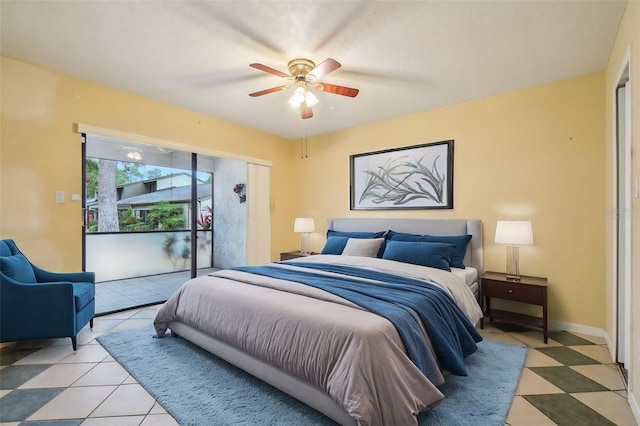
0 278 76 331
32 265 95 284
1 276 74 300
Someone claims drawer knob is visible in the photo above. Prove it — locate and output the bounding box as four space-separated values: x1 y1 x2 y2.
508 289 513 293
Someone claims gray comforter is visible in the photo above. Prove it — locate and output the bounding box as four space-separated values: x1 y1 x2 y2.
154 255 483 426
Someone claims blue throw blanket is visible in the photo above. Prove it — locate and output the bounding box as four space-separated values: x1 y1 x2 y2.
233 262 481 380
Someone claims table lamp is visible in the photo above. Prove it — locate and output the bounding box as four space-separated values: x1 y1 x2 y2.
494 220 534 281
294 217 315 255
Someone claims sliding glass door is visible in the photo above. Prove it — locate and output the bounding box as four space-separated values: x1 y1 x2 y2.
83 134 215 279
77 125 270 314
82 134 221 313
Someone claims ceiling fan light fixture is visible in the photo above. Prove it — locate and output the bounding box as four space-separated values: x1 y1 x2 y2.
126 150 142 161
305 90 318 107
249 58 357 119
291 87 306 105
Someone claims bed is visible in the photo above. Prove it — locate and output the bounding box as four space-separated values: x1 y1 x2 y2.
154 218 483 426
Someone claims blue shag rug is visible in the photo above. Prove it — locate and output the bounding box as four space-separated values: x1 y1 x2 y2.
98 325 527 426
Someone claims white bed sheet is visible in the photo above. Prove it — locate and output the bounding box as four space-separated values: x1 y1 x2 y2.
451 267 478 288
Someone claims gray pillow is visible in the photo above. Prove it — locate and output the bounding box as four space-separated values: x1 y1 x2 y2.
341 238 384 258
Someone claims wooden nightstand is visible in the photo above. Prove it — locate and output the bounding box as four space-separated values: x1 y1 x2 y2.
279 251 316 261
480 271 549 343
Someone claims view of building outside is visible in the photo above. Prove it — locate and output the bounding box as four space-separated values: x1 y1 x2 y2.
85 159 212 233
85 158 214 282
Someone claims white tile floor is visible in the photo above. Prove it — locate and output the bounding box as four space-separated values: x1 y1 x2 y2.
0 305 179 426
1 305 637 426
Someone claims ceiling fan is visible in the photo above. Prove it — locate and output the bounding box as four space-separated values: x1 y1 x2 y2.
248 58 359 119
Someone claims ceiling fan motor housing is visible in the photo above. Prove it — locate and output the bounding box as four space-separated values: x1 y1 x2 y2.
288 59 316 78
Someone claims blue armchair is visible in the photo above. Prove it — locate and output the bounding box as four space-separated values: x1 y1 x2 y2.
0 239 95 351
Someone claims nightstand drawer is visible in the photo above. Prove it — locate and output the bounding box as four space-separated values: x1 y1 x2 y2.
482 280 544 305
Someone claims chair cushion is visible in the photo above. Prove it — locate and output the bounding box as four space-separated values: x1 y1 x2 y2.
0 254 36 283
0 240 18 256
72 282 95 312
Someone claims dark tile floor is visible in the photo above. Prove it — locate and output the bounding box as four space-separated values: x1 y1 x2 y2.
95 268 218 315
482 322 636 425
0 314 636 425
1 275 636 426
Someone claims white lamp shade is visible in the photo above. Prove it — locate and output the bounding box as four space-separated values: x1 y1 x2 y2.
495 221 534 245
288 96 300 107
294 217 315 233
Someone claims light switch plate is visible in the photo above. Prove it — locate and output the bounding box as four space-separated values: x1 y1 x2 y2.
55 190 65 204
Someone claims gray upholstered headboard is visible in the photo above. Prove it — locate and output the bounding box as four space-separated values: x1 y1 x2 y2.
326 218 483 273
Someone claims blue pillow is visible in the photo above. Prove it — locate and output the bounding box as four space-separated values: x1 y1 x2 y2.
325 230 387 257
387 231 472 269
321 236 350 255
382 241 455 271
0 253 36 283
326 230 387 239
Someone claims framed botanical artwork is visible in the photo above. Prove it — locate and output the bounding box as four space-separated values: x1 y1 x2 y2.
350 140 454 210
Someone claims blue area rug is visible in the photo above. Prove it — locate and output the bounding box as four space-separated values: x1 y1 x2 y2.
98 325 527 426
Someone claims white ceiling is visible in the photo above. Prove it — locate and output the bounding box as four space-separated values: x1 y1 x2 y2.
0 1 626 140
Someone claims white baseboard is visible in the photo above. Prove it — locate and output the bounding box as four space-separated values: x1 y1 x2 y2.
603 332 616 363
628 390 640 425
548 319 606 337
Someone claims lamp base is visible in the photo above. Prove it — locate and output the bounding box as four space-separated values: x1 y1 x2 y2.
506 245 520 280
300 233 310 255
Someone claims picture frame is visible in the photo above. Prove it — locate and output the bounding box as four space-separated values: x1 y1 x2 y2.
350 140 454 210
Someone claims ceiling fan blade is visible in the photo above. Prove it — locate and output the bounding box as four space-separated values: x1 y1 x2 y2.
249 63 290 78
300 102 313 119
248 86 289 97
314 82 359 98
307 58 341 81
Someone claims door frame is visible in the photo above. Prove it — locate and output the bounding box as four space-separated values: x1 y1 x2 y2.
81 134 88 271
610 49 632 371
77 123 272 274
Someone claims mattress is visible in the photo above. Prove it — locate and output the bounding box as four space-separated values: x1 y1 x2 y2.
451 267 478 301
451 266 478 287
155 255 483 426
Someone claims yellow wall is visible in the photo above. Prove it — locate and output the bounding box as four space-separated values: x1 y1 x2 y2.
3 7 636 417
0 57 607 331
296 72 606 329
604 0 640 415
0 56 296 267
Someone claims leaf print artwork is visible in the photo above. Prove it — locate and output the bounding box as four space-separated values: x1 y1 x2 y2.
359 155 445 205
350 140 453 210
